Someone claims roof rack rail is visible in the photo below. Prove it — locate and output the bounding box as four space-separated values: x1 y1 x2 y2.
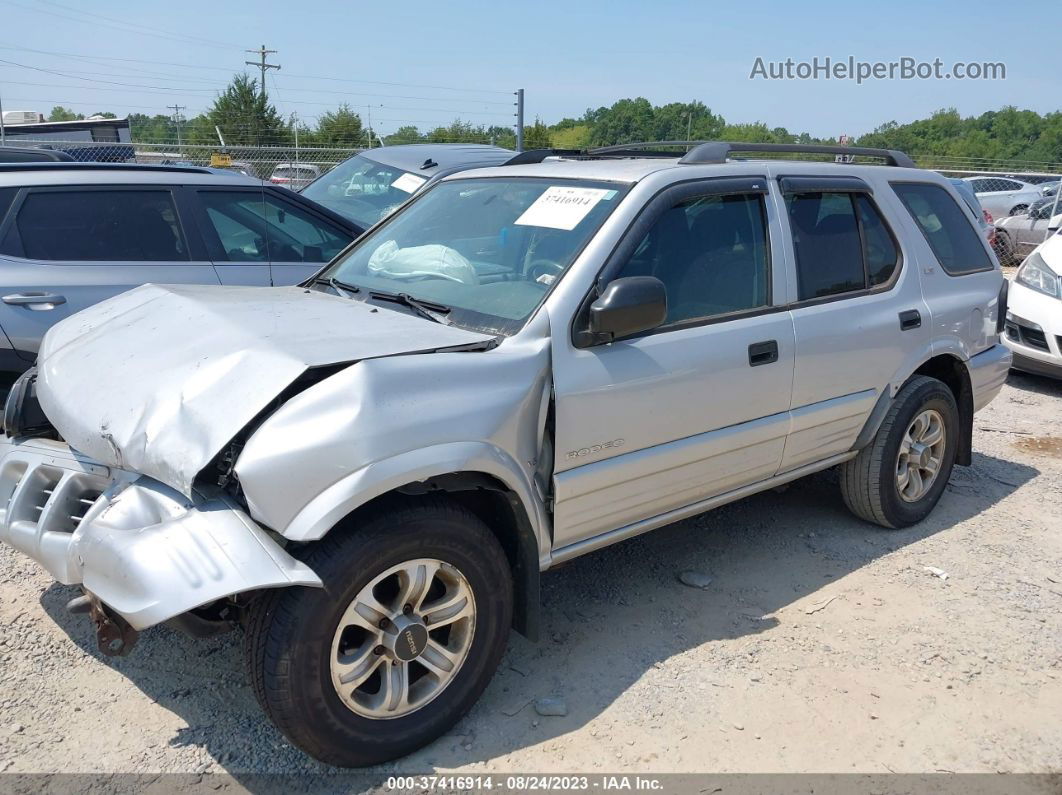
503 148 583 165
0 162 219 175
677 141 917 169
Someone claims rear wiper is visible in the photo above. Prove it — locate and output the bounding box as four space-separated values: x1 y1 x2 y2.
311 276 361 299
369 290 452 325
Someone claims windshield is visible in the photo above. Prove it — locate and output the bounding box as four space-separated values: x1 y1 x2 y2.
321 177 627 335
303 153 429 228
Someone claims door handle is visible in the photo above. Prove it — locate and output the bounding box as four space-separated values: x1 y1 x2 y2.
748 339 779 367
2 292 67 307
899 309 922 330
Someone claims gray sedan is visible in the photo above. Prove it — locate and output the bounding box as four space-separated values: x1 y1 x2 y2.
993 196 1062 264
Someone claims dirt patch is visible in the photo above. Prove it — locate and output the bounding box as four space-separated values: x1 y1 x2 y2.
1013 436 1062 458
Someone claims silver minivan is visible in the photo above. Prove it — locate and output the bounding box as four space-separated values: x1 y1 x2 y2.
0 142 1011 766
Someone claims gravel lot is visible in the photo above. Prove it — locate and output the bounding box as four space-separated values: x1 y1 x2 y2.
0 371 1060 780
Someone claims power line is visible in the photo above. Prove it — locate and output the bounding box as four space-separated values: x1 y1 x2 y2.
0 0 239 50
37 0 242 48
0 43 514 96
245 45 280 99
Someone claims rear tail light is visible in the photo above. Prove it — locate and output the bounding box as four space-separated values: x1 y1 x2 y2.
983 209 994 224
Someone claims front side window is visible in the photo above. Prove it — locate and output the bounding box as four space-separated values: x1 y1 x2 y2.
324 177 626 335
3 189 187 261
786 191 899 300
302 153 427 228
613 192 770 324
199 191 352 263
892 182 993 275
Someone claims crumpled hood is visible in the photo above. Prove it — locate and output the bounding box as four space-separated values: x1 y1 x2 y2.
35 283 494 496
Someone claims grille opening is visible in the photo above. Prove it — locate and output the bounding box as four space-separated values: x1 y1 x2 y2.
42 478 105 534
8 466 63 525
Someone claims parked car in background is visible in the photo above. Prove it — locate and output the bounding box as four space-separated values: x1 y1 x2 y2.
0 146 74 163
1041 181 1061 198
302 144 515 228
269 162 321 191
963 175 1043 218
993 196 1062 264
0 142 1011 767
1003 232 1062 378
948 177 996 248
0 162 361 385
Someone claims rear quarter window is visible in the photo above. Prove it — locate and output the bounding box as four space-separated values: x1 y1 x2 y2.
891 182 993 276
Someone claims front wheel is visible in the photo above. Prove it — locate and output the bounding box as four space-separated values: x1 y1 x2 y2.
840 376 959 528
245 498 513 767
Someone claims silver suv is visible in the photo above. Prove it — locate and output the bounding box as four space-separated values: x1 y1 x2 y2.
0 142 1011 766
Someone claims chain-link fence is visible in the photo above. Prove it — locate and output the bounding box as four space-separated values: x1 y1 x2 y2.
0 138 361 182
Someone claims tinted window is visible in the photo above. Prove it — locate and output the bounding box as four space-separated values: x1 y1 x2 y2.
199 191 352 263
892 183 993 275
11 189 187 261
856 195 900 285
787 192 900 299
615 192 770 324
787 192 865 299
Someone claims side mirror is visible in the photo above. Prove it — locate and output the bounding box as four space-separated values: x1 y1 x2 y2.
586 276 667 343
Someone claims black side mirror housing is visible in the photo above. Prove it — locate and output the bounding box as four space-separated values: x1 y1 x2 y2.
585 276 667 344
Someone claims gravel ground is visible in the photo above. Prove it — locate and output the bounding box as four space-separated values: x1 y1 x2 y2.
0 371 1060 780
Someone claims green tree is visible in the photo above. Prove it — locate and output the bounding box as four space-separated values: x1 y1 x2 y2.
48 106 83 122
208 73 287 146
314 104 364 146
523 117 552 149
385 125 423 145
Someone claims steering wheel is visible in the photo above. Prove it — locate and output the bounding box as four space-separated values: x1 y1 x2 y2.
527 259 563 284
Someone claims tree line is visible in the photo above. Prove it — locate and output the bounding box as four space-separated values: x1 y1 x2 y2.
55 73 1062 165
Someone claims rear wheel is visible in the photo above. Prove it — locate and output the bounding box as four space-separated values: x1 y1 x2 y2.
840 376 959 528
1009 204 1028 216
245 498 513 767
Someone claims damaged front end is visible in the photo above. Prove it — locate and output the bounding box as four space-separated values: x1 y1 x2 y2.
0 429 322 652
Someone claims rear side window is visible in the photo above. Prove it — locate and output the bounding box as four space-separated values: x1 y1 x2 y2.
786 192 899 300
892 183 993 275
7 189 188 261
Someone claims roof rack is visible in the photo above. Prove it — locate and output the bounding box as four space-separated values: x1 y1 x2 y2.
0 162 218 175
677 141 917 168
503 148 584 165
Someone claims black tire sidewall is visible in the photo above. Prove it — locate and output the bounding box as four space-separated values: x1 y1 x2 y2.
260 507 512 766
878 381 959 527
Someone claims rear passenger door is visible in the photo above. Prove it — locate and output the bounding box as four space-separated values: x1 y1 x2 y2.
778 176 928 472
193 188 354 286
551 178 796 550
0 186 219 360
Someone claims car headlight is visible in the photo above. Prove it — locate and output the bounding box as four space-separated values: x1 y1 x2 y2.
1016 252 1061 299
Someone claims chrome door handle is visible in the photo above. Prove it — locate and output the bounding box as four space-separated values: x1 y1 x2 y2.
2 292 67 307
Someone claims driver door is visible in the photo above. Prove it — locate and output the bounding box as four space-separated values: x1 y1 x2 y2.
550 178 795 552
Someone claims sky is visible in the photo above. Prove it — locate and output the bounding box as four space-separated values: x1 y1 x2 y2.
0 0 1056 139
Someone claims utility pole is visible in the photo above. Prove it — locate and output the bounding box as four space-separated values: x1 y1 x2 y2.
245 45 280 99
168 104 186 147
291 111 299 168
514 88 524 153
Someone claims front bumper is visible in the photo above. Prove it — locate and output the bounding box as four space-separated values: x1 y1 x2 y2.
0 437 322 630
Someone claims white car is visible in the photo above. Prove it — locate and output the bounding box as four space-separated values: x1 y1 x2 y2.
1004 231 1062 378
963 175 1043 218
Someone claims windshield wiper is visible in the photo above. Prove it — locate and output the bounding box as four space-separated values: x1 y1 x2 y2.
311 276 361 299
369 290 452 325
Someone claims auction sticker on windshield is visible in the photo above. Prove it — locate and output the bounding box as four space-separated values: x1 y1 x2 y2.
515 186 612 230
391 172 428 194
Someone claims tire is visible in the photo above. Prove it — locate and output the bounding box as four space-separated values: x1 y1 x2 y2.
993 231 1015 266
840 376 959 529
1009 204 1028 216
245 497 513 767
